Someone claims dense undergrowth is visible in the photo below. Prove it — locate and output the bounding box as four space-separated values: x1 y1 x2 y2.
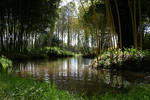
43 47 74 57
28 47 74 58
6 47 74 60
92 48 149 70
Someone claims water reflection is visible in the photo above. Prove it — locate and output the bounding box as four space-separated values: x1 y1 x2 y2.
14 57 150 94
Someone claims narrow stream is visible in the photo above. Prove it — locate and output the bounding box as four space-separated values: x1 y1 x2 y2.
14 57 150 95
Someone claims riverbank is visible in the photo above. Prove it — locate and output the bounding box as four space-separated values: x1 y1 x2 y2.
1 56 150 100
3 47 74 60
92 48 150 71
0 72 84 100
0 72 150 100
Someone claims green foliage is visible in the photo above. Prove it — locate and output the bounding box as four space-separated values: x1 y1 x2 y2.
51 35 63 47
43 47 74 57
0 72 150 100
0 72 84 100
93 48 149 68
0 0 60 54
144 34 150 50
27 48 48 59
101 85 150 100
7 47 74 60
0 56 12 71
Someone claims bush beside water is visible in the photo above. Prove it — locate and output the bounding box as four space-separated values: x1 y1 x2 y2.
43 47 74 57
7 47 74 60
0 56 12 71
92 48 149 70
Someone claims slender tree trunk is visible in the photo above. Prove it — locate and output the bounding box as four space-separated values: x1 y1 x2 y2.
61 31 64 47
0 11 4 53
57 25 60 40
77 26 80 47
80 0 99 56
13 16 16 52
128 0 137 48
90 0 100 59
138 0 142 49
105 0 117 49
67 16 70 48
114 0 122 50
133 0 137 48
0 28 4 52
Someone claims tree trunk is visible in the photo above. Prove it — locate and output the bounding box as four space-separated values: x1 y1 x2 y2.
138 0 143 49
90 0 100 59
67 16 70 48
114 0 122 49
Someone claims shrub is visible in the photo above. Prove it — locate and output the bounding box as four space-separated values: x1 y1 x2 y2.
92 48 149 68
0 56 12 71
43 47 74 57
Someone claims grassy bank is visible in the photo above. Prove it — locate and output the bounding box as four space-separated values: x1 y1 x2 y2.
1 56 150 100
0 72 84 100
101 85 150 100
0 72 150 100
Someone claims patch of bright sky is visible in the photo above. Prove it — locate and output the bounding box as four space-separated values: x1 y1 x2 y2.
61 0 79 7
61 0 71 6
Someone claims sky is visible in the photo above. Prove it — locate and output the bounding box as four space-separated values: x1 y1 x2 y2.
61 0 72 6
61 0 79 7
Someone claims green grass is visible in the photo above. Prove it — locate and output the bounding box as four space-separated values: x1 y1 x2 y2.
0 72 84 100
0 72 150 100
0 56 150 100
101 85 150 100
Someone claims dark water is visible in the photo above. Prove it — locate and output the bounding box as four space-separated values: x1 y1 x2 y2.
14 57 150 95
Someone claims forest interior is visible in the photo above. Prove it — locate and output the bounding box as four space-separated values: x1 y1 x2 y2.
0 0 150 100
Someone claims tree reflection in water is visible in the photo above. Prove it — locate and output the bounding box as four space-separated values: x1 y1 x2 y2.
14 57 150 95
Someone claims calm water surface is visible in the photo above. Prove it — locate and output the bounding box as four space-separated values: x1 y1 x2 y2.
14 57 150 95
